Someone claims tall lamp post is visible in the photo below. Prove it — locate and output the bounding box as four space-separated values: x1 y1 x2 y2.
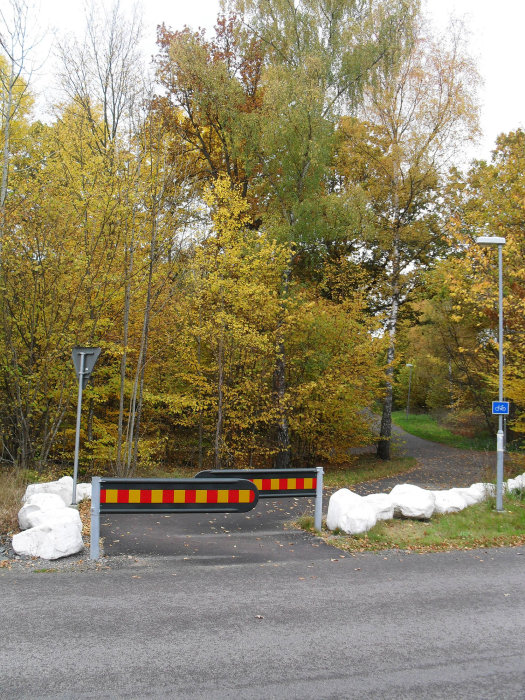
405 363 414 418
475 235 506 512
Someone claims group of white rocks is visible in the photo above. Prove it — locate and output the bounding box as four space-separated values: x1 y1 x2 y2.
327 473 525 535
12 476 92 560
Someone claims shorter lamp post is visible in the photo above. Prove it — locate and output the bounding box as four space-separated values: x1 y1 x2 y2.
475 235 506 512
405 363 414 418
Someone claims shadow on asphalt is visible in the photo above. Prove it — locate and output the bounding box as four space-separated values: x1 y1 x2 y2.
100 496 339 565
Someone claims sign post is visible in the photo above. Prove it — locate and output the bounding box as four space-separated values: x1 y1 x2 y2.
71 347 101 506
90 476 101 560
476 235 506 511
314 466 324 532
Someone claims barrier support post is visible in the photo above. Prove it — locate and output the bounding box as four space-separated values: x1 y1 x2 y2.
90 477 101 561
314 466 324 532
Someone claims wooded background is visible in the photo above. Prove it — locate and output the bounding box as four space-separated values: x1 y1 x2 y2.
0 0 522 476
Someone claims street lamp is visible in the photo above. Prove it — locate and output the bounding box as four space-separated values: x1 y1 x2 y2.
475 235 506 512
405 363 414 418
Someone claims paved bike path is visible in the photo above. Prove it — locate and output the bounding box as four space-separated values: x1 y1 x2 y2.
353 424 495 495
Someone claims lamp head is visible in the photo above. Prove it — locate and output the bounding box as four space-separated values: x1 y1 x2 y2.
475 235 506 246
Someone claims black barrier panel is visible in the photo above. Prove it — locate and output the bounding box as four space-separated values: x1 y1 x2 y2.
99 477 259 514
195 469 317 498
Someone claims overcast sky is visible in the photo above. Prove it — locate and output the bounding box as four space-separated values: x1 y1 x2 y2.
22 0 525 164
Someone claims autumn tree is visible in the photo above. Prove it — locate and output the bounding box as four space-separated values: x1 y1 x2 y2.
0 107 123 469
0 0 37 228
155 0 420 466
336 14 479 458
168 176 290 468
52 2 194 476
141 175 385 469
408 131 525 437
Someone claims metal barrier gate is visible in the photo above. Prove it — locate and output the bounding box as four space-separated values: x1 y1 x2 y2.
90 467 323 560
90 476 259 560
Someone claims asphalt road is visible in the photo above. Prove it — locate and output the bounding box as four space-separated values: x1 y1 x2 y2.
2 440 524 699
2 538 525 699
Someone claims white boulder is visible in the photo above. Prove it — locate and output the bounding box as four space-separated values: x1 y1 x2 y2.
468 483 490 502
76 483 92 502
22 477 92 507
12 521 84 560
20 506 82 533
431 489 469 515
326 489 363 531
57 476 75 502
362 493 395 520
337 501 378 535
507 475 525 492
390 484 436 519
25 492 66 510
450 484 486 506
513 473 525 489
326 489 377 534
18 503 42 531
18 494 67 531
324 470 525 534
23 478 72 506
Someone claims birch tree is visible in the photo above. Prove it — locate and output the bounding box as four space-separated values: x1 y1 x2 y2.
339 15 479 458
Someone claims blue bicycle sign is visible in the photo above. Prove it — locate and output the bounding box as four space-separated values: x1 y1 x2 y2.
492 401 510 415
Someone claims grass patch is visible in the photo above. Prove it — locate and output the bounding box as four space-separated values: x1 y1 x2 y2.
322 455 416 490
136 465 197 479
392 411 493 451
33 568 59 573
0 470 27 535
299 489 525 552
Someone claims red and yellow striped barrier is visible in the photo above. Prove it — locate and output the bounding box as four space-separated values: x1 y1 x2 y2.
195 469 317 498
97 478 258 514
101 487 256 506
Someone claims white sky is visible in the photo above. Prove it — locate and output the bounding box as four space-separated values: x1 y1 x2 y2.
19 0 525 164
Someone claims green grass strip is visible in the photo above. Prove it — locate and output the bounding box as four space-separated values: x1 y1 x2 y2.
392 411 493 451
299 491 525 552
